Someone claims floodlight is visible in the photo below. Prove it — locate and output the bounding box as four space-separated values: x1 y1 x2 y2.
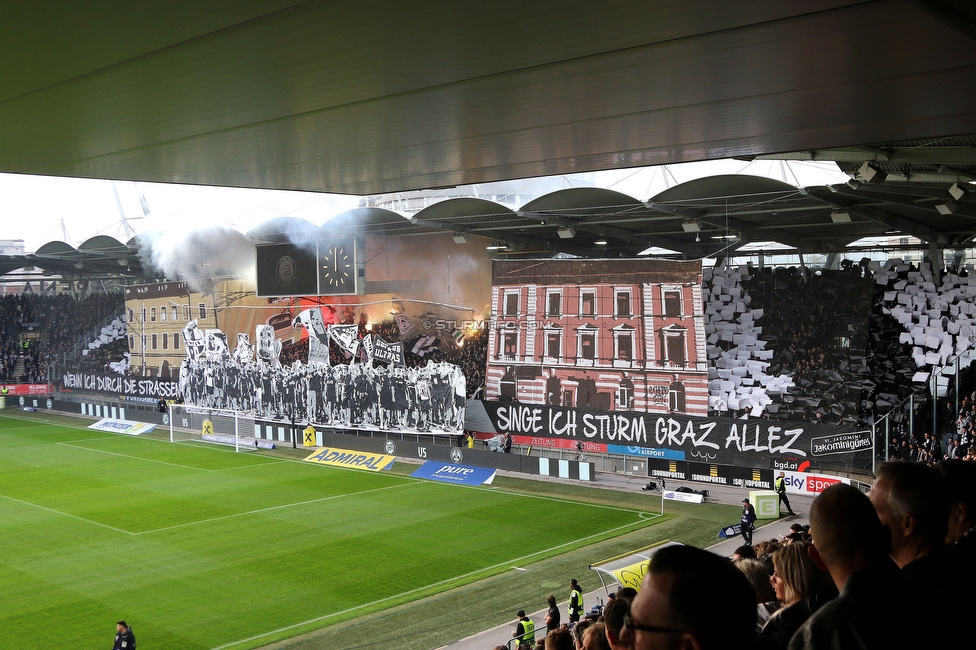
452 234 467 244
949 183 966 201
830 210 851 223
681 220 701 232
557 226 576 239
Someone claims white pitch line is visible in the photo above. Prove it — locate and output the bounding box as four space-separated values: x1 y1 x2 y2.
57 439 276 472
482 484 652 516
135 481 418 535
0 492 134 536
56 441 223 472
209 515 654 650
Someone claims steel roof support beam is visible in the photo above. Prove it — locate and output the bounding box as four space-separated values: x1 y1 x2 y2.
409 216 594 257
806 188 946 244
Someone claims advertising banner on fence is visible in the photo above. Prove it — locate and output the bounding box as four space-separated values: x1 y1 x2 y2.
410 461 497 485
61 371 180 399
663 490 705 504
87 418 156 436
780 470 851 495
482 400 871 469
303 447 395 471
0 383 52 396
647 458 774 489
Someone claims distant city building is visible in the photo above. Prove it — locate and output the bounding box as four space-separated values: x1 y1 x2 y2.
0 239 25 255
485 258 707 416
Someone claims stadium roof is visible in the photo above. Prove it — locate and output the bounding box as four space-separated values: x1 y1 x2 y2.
1 2 975 197
5 171 976 280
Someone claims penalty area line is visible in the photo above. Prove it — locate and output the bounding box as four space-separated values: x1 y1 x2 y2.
135 482 418 535
56 441 222 472
209 515 653 650
0 492 134 536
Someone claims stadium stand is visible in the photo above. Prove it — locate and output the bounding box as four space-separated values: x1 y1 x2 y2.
0 292 125 382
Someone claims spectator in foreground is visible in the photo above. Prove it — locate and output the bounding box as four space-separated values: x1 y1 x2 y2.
545 628 574 650
601 596 630 650
756 542 833 650
733 557 780 632
788 483 909 649
868 461 976 646
869 461 949 572
939 459 976 558
732 544 755 561
582 622 611 650
620 545 754 650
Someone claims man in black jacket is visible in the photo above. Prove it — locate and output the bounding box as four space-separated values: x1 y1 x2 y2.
113 621 135 650
741 498 757 545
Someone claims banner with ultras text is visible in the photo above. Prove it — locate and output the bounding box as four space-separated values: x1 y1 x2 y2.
482 400 872 469
303 447 395 471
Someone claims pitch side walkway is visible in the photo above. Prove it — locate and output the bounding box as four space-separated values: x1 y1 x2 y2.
436 469 817 650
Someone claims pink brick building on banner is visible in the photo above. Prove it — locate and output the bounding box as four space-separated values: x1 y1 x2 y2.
485 258 707 416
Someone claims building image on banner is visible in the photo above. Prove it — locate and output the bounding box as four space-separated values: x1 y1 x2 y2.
485 258 707 417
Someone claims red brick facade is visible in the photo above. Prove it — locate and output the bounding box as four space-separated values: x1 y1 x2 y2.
485 259 707 416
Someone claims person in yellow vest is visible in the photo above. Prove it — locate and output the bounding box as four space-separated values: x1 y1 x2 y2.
512 609 535 650
775 471 798 516
568 578 583 623
303 423 317 447
466 432 474 448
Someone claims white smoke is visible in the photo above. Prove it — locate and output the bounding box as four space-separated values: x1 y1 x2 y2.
137 225 257 291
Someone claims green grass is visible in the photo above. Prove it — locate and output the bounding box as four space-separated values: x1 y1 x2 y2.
0 412 732 650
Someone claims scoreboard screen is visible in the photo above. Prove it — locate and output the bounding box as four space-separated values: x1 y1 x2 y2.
255 243 319 297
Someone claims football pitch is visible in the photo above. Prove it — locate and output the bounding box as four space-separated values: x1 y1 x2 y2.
0 413 666 649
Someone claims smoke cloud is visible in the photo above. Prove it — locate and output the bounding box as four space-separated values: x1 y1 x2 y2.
137 225 257 291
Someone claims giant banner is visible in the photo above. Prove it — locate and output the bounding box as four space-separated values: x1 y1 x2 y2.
486 258 708 417
60 371 180 399
178 320 465 434
481 400 871 469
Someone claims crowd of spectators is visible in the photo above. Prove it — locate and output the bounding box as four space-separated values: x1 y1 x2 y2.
284 316 490 398
503 459 974 650
0 291 125 382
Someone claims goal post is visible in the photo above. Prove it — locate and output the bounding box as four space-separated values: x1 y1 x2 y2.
168 404 257 452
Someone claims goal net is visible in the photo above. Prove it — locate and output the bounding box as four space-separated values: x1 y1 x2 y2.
168 404 258 452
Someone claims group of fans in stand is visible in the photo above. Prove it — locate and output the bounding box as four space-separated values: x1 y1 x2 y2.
500 455 975 650
1 292 124 383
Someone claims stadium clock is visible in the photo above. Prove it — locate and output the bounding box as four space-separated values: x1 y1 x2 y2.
320 243 355 293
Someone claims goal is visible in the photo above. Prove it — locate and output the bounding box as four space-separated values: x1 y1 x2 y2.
168 404 257 452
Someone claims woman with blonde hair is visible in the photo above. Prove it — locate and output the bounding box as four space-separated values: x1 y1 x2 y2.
756 542 834 650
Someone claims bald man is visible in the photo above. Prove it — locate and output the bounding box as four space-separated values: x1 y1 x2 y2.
789 483 910 650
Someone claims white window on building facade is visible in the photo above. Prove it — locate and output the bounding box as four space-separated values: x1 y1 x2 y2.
580 290 596 316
